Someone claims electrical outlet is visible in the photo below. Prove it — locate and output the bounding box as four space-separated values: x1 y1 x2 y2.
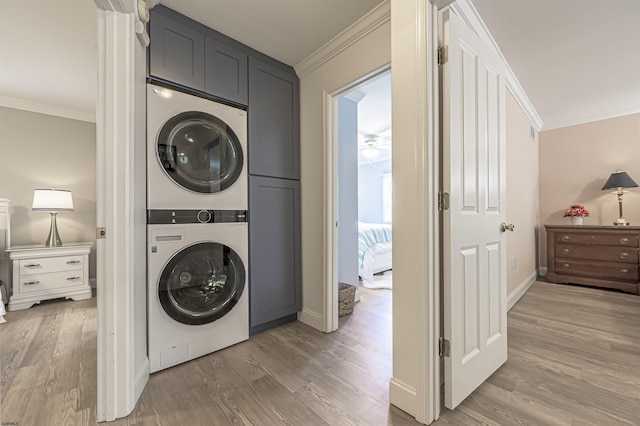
511 258 517 270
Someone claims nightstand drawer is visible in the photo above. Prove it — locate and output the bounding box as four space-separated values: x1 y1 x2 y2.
555 232 639 247
19 271 85 294
19 255 84 276
556 244 639 264
556 259 638 283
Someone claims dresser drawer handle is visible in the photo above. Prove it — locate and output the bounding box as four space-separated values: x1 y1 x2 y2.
24 280 40 285
619 252 630 260
66 276 82 281
620 269 629 276
562 263 571 269
620 238 629 245
24 263 42 268
562 248 570 255
562 236 570 242
66 260 81 265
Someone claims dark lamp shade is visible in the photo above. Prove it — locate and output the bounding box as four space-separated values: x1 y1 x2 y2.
601 171 639 190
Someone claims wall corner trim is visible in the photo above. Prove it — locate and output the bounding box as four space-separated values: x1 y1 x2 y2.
389 378 418 416
507 271 537 311
297 308 325 332
294 1 390 78
450 0 543 131
134 358 150 407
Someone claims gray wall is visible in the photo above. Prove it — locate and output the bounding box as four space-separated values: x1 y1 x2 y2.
337 97 359 286
358 158 391 223
0 106 96 279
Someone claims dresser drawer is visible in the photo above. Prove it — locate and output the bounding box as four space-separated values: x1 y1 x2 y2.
555 232 639 247
556 259 638 283
19 271 85 294
556 244 639 264
19 255 84 276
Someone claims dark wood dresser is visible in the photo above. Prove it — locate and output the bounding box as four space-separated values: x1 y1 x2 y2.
545 225 640 294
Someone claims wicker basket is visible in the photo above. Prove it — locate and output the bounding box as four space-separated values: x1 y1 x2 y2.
338 283 356 317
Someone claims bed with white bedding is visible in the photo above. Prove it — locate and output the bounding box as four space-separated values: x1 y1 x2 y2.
358 222 392 283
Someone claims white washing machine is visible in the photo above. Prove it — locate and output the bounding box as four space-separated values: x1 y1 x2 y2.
147 83 247 210
147 209 248 373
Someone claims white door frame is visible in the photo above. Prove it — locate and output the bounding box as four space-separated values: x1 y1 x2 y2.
323 0 449 423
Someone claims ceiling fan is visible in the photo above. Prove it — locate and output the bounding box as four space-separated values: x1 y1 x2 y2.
358 131 391 160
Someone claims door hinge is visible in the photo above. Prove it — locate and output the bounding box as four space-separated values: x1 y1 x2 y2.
438 45 448 65
439 337 450 358
438 192 450 211
96 227 106 239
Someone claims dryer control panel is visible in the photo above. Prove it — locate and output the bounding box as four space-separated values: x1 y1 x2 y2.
148 209 248 224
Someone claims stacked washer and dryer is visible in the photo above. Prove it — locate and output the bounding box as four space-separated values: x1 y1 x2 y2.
146 83 249 373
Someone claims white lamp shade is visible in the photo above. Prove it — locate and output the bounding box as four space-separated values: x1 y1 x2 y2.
32 189 74 212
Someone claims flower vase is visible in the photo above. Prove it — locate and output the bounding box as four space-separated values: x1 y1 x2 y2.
570 216 583 226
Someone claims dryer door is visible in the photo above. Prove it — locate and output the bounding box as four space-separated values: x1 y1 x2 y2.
157 111 244 194
158 242 246 325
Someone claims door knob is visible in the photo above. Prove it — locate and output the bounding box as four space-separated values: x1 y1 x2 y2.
500 222 515 232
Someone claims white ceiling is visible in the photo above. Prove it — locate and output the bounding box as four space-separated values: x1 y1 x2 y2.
1 0 638 131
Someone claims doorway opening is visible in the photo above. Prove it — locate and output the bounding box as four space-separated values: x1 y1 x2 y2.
335 69 392 326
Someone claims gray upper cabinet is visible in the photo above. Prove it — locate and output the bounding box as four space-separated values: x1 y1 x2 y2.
205 38 248 106
149 9 205 91
249 176 301 331
248 58 300 180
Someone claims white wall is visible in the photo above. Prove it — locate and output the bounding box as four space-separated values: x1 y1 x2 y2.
358 159 391 223
296 12 391 326
0 107 97 281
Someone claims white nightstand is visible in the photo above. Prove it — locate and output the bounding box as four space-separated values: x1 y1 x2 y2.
6 243 93 311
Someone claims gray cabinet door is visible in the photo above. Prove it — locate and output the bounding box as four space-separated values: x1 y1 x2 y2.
205 38 248 106
249 176 301 329
248 58 300 179
149 9 205 91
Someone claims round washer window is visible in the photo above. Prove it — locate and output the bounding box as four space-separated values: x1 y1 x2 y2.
157 111 243 194
158 242 245 325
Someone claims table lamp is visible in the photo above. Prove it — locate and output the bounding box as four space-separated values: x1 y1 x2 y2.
601 171 638 226
32 188 74 246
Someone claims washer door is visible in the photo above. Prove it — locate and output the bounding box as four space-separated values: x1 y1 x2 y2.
158 242 245 325
157 111 244 194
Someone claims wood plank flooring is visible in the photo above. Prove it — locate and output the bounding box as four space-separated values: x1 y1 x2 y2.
1 281 639 425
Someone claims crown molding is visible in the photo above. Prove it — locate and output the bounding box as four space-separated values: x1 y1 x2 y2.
0 96 95 123
294 1 390 78
541 104 640 131
450 0 543 131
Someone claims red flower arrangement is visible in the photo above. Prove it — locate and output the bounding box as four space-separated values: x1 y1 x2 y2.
563 203 590 217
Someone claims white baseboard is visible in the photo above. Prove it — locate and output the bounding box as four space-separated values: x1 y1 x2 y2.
133 358 150 408
297 308 324 331
389 378 417 416
507 271 537 311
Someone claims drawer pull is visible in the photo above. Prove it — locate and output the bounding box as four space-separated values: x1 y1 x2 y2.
24 263 41 268
561 248 570 255
620 269 629 276
24 280 40 285
66 260 81 265
619 252 630 260
620 238 629 245
562 263 571 270
66 276 82 281
562 236 570 242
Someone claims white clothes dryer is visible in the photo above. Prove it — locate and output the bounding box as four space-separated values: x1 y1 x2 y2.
147 83 247 210
147 209 248 373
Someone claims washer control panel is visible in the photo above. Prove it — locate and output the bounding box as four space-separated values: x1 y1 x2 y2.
147 209 248 224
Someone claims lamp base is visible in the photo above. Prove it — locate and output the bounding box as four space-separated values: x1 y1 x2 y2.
45 212 63 247
613 217 630 226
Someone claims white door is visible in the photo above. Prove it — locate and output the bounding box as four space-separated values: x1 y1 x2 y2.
441 8 508 409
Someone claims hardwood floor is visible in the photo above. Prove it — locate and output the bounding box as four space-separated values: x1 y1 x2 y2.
1 281 639 425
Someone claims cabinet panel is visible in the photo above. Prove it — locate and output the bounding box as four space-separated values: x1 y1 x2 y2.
249 176 301 330
249 58 300 179
205 38 248 105
149 9 205 91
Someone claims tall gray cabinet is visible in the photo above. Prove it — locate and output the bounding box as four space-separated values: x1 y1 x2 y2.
148 6 301 335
